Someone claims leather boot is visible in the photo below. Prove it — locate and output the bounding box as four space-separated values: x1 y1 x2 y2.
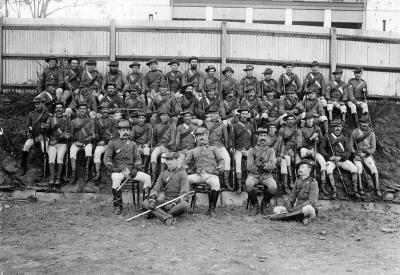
143 156 150 173
151 162 158 186
112 188 123 215
152 208 175 225
211 190 220 216
208 190 218 217
358 174 365 195
282 174 290 194
55 164 63 187
248 190 259 216
260 189 273 215
320 171 329 195
93 163 101 182
20 151 29 176
352 173 360 198
328 174 337 198
373 173 382 197
70 159 76 184
287 167 294 189
236 172 243 194
84 157 92 182
224 170 232 191
48 164 55 186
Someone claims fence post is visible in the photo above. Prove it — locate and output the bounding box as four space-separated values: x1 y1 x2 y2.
110 19 116 62
0 17 3 92
329 27 337 79
220 21 227 73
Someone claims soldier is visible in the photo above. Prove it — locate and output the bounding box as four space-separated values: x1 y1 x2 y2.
69 103 95 183
101 61 128 96
63 57 82 104
195 88 220 121
93 102 118 181
240 86 267 120
44 101 68 188
127 61 145 96
143 152 190 225
182 56 204 93
347 67 369 123
150 111 176 184
246 128 278 215
264 122 284 175
273 159 319 225
37 56 64 103
277 62 302 97
185 127 225 217
220 89 240 125
239 65 258 99
178 84 197 117
125 86 146 110
350 115 381 197
257 68 278 99
20 97 50 176
68 85 98 115
166 59 183 95
220 67 239 99
326 68 348 122
301 89 329 134
303 61 326 106
300 112 328 194
260 87 285 126
80 59 103 98
279 88 305 123
104 119 151 215
320 118 358 198
278 114 302 194
175 110 198 169
202 65 220 96
100 82 125 114
232 106 256 193
204 106 231 190
131 110 152 176
144 59 165 97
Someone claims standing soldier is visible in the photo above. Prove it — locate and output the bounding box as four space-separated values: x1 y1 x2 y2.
220 89 240 125
37 56 64 103
20 97 50 176
104 119 152 215
195 88 220 121
277 62 302 98
69 103 95 183
93 102 118 181
220 67 239 99
320 118 358 198
166 59 183 95
101 61 128 96
257 68 278 99
278 114 302 194
80 59 103 98
347 67 369 123
144 59 165 97
175 110 198 169
240 86 267 120
125 86 146 110
246 128 277 215
182 56 204 93
63 57 82 104
326 68 348 122
232 106 256 193
127 61 145 96
279 88 305 123
185 127 225 217
44 101 68 188
239 65 258 99
203 65 220 95
131 110 152 177
303 61 326 106
350 115 381 197
302 90 329 134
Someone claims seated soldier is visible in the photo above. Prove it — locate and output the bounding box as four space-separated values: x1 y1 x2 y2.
100 82 125 116
278 114 302 194
195 88 220 121
246 128 278 216
185 127 224 217
204 106 231 190
67 85 97 117
260 87 286 126
220 89 240 125
326 69 348 122
350 115 381 197
35 84 57 113
264 121 284 170
300 112 328 194
125 86 146 110
301 89 328 134
240 86 268 121
37 56 64 103
347 67 369 123
176 110 198 169
101 61 128 97
279 87 305 124
273 159 319 225
178 84 203 126
131 110 152 176
104 119 151 215
143 152 190 225
320 118 358 198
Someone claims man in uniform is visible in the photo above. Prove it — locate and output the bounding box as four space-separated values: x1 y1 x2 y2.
63 57 82 104
350 115 381 197
127 61 145 96
99 82 125 114
68 85 97 115
220 89 240 125
278 114 302 193
44 101 68 188
37 56 64 103
93 102 118 181
301 89 328 134
144 59 165 97
347 67 369 123
175 110 198 169
178 84 197 118
240 86 267 120
20 97 50 176
303 61 326 106
131 110 152 175
277 62 302 98
326 68 348 122
203 65 220 96
101 61 128 96
273 159 319 225
279 88 305 123
143 152 190 225
260 87 284 126
220 67 239 99
257 68 278 99
80 59 103 98
104 119 151 215
185 127 225 217
69 103 95 183
246 128 278 215
182 56 204 93
320 118 358 198
264 121 284 175
239 65 258 99
125 86 146 110
166 59 183 95
195 88 220 121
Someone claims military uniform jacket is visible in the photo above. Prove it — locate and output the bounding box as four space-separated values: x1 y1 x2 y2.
144 70 165 93
240 98 266 117
80 69 102 90
239 76 258 98
266 134 284 159
70 115 95 144
131 123 152 146
220 98 239 120
205 120 227 148
64 68 82 91
154 122 175 149
350 128 376 156
326 80 348 103
127 72 145 95
100 95 125 110
302 98 324 115
102 71 128 92
263 98 280 119
232 121 255 150
184 144 225 175
178 95 197 115
71 92 97 112
146 94 180 117
220 77 239 98
320 132 351 161
257 79 278 98
278 126 302 153
290 177 318 210
195 97 219 120
348 78 368 102
279 97 304 116
45 115 67 145
38 67 64 92
26 109 50 138
182 69 204 91
151 168 190 199
125 97 146 110
247 144 277 175
303 72 326 97
176 123 197 151
203 75 220 93
277 73 301 95
95 117 118 144
301 124 322 150
104 138 141 172
166 71 183 93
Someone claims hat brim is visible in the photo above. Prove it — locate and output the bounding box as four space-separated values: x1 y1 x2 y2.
222 69 234 74
45 58 58 63
146 62 158 66
129 64 141 68
296 160 316 169
263 71 273 75
205 67 216 73
168 62 180 66
243 68 254 71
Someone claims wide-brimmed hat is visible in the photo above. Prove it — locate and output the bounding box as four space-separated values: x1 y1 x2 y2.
129 61 141 68
107 61 119 67
243 65 254 71
146 59 158 66
86 59 97 66
263 68 273 75
45 56 58 63
117 119 131 129
167 59 180 66
222 66 234 75
205 65 216 73
332 68 343 75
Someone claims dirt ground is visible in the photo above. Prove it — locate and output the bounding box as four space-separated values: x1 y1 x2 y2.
1 200 400 275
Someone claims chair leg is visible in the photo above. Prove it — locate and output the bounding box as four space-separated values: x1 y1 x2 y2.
131 181 136 206
136 182 140 208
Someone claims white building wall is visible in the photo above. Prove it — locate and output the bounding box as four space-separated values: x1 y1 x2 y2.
365 0 400 32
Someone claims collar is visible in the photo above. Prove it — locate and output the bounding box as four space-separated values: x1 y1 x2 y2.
78 114 88 119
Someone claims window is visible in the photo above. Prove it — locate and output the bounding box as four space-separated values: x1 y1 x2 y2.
383 20 386 31
149 14 153 21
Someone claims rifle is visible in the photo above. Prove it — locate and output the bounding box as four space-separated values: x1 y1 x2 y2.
126 191 195 222
293 124 298 180
65 114 71 179
146 126 154 174
313 140 317 178
327 134 348 194
229 124 236 187
41 126 47 181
